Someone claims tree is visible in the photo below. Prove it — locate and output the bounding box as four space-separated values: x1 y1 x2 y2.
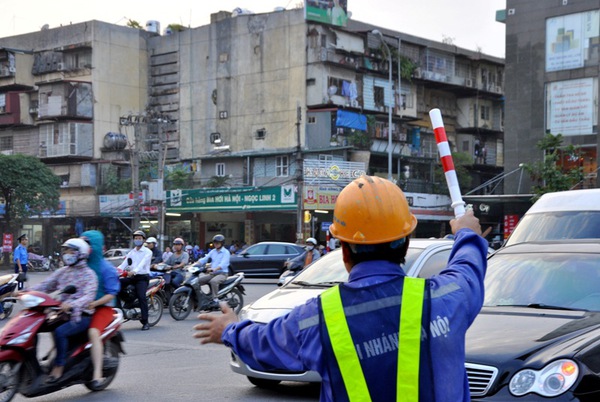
126 19 143 29
0 154 61 236
524 133 584 200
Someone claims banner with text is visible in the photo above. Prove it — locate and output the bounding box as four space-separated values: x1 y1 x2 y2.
166 185 297 213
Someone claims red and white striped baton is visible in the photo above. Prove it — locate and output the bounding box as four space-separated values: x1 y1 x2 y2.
429 108 466 218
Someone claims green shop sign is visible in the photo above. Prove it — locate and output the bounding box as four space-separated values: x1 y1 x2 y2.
166 185 297 213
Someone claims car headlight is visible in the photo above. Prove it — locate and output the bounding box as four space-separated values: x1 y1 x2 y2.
509 359 579 397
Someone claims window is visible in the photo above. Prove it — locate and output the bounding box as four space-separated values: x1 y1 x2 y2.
374 86 385 108
276 156 288 177
0 136 13 151
328 77 345 95
308 116 316 124
216 163 225 177
480 105 490 121
462 140 470 152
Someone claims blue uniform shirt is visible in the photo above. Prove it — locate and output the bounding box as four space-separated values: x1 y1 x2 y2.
13 244 28 265
222 229 488 401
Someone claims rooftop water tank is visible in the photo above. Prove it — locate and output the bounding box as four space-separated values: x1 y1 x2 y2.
145 20 161 34
103 132 128 150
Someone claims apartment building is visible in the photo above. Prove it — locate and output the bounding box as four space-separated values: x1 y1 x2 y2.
0 7 504 250
502 0 600 194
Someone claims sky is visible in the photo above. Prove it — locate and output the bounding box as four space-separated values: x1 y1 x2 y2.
0 0 506 58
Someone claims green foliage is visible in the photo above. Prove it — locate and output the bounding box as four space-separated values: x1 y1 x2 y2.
165 168 192 190
126 19 143 29
167 24 186 32
205 176 231 188
433 152 473 195
0 154 61 231
524 133 584 201
348 130 372 150
97 165 131 195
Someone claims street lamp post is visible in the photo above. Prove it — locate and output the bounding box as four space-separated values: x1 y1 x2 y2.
373 30 393 181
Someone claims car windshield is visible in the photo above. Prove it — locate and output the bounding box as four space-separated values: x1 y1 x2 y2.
484 252 600 311
506 211 600 246
288 246 427 286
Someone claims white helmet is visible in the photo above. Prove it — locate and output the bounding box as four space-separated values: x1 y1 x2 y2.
306 237 317 246
146 237 158 244
61 238 90 265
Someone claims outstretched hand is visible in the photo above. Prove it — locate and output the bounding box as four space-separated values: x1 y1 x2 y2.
193 303 238 344
450 209 482 236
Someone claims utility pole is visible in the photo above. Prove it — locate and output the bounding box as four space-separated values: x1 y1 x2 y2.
132 118 141 234
156 116 167 252
295 105 303 243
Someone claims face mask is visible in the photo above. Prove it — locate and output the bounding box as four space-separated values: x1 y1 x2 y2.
62 253 78 266
134 240 144 247
306 245 314 251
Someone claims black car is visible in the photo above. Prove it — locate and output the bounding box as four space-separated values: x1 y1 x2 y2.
466 241 600 399
229 242 305 277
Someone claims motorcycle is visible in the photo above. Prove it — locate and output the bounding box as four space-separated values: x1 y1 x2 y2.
0 274 19 319
0 286 125 401
116 259 165 327
150 262 185 306
277 257 304 287
168 265 245 321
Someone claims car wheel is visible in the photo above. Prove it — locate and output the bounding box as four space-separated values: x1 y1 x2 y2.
247 376 281 388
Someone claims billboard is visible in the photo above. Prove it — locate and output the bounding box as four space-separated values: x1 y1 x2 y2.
305 0 348 27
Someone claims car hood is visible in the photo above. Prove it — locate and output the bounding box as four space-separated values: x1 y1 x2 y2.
466 307 600 367
241 286 325 323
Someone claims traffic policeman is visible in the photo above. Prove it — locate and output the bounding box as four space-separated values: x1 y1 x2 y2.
194 175 488 401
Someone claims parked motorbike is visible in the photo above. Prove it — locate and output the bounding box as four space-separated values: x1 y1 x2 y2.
116 259 165 327
26 253 57 272
0 286 125 401
0 274 19 318
150 262 185 306
168 265 245 321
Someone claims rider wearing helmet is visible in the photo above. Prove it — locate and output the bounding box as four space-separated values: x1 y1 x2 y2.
164 237 189 269
32 238 98 383
195 175 488 402
284 237 321 271
117 229 152 331
145 236 163 267
196 234 231 305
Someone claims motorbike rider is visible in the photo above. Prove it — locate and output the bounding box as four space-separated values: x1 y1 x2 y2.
81 230 120 388
164 238 189 270
285 237 321 271
117 230 152 331
196 234 231 307
32 238 98 383
146 237 163 268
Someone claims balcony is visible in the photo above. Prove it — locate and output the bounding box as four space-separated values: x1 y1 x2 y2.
0 92 35 126
38 81 93 120
38 122 93 160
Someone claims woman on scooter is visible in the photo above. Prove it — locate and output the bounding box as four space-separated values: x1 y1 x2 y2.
31 238 98 383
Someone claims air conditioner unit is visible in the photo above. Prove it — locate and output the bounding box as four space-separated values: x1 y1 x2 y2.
465 79 473 87
0 106 5 114
413 68 422 79
495 86 502 93
8 66 16 73
29 107 38 114
57 63 65 71
0 150 13 155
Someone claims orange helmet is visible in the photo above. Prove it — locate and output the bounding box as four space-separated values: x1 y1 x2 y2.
329 175 417 244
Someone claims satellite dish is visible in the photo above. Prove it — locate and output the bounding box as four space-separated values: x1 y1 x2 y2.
41 24 50 30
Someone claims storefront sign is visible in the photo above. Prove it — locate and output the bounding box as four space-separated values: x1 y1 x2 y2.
303 159 366 186
504 214 520 239
166 185 297 212
2 233 12 253
0 201 66 218
304 186 340 209
99 194 158 217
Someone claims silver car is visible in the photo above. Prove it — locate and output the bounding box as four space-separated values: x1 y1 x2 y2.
230 238 460 387
103 248 131 267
